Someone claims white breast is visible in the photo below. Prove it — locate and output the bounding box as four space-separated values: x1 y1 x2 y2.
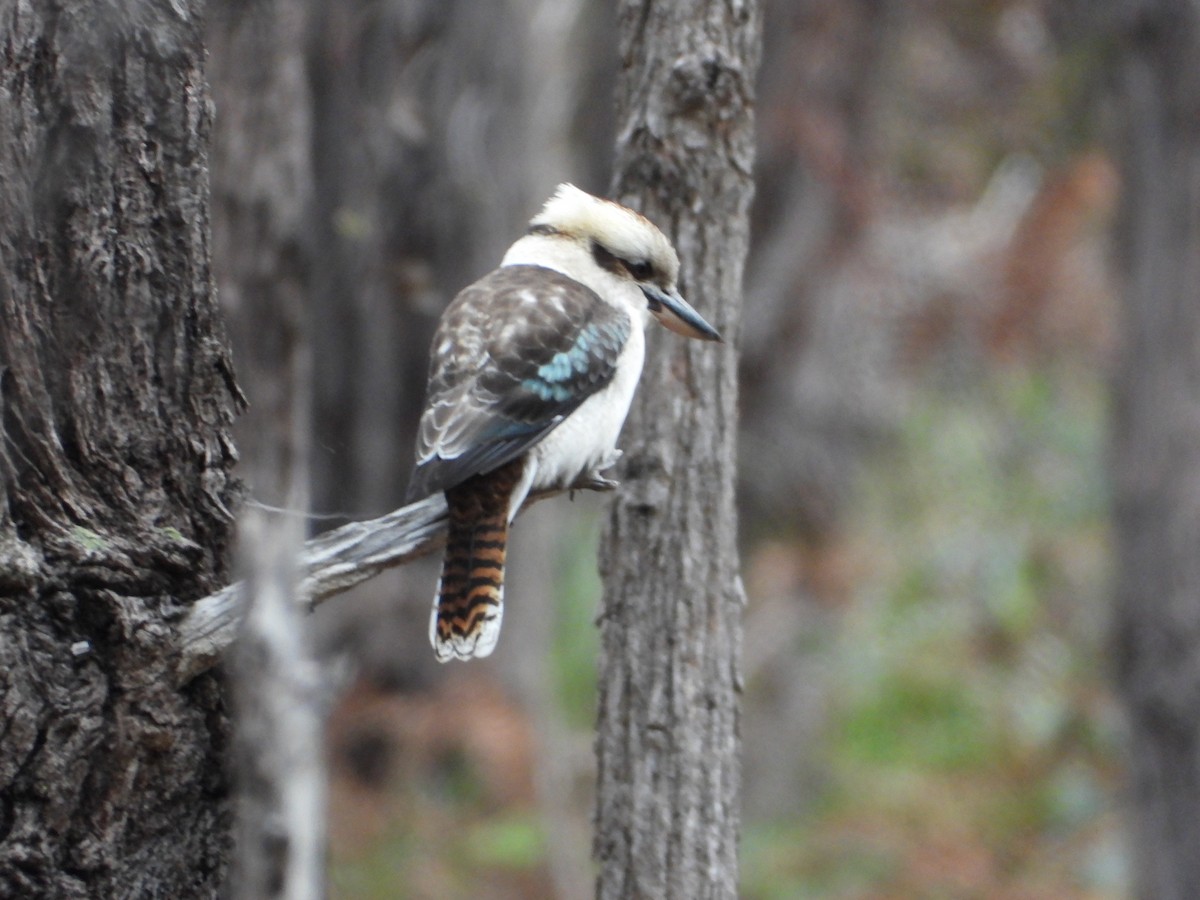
496 233 654 523
528 324 645 493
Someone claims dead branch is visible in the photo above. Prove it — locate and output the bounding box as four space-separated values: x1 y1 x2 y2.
174 483 605 685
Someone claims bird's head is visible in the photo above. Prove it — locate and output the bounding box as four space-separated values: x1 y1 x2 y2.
516 184 722 342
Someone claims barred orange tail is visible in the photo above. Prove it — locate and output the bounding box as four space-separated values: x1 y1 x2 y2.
430 459 524 661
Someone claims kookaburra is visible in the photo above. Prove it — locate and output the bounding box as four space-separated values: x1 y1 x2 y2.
406 184 720 662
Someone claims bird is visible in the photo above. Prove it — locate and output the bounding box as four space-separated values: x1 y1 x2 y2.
406 183 721 662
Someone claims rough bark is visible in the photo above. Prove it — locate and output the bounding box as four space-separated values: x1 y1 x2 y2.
594 2 762 898
209 0 313 509
0 0 241 895
208 3 326 897
1102 2 1200 896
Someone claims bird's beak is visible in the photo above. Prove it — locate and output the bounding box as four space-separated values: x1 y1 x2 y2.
641 284 722 342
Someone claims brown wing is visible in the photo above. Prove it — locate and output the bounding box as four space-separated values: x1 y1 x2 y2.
405 265 631 502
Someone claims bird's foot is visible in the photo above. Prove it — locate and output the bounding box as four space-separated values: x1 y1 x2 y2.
569 451 623 497
573 473 620 494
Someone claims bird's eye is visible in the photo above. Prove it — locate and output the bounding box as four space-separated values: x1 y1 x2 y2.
626 260 654 281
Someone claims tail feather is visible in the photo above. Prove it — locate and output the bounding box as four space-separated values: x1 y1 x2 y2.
430 459 523 661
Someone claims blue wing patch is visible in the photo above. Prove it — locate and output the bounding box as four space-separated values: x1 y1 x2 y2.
521 322 628 402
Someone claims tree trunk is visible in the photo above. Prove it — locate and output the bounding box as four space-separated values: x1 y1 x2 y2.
594 2 762 898
0 1 241 895
1105 2 1200 897
208 3 326 897
209 0 313 509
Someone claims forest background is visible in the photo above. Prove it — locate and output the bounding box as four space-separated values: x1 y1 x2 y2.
3 0 1190 897
209 2 1138 897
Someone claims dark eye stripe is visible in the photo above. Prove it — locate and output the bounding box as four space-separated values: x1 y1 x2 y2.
626 260 654 281
590 241 623 276
590 240 655 282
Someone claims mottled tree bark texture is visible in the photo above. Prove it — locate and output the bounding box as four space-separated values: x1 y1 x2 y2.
1107 3 1200 898
0 2 241 896
209 0 313 510
595 2 761 899
208 3 325 898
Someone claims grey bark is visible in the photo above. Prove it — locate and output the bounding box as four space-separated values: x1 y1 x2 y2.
208 3 326 897
229 510 325 900
0 1 241 895
209 0 313 509
1101 2 1200 897
594 2 762 898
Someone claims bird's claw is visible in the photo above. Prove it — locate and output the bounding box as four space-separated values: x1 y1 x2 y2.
575 473 620 493
569 451 623 497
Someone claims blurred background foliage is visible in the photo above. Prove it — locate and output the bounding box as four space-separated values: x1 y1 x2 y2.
210 0 1130 896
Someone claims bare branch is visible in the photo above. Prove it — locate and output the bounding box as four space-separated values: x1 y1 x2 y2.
174 483 607 685
230 510 326 900
174 494 446 684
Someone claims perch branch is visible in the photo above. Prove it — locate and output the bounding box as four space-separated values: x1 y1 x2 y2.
174 482 608 685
